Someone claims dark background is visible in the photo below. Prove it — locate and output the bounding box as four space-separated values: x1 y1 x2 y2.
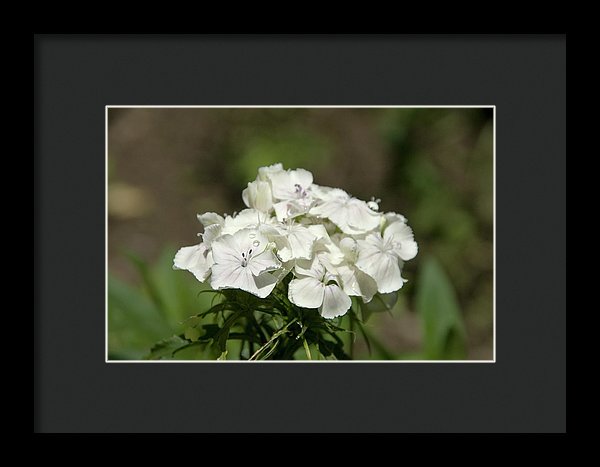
36 35 565 432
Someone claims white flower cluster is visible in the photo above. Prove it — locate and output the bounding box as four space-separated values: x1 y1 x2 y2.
174 164 417 319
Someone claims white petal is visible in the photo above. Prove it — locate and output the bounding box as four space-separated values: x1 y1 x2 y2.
210 262 250 291
310 196 345 220
242 180 273 212
338 236 358 261
197 212 224 227
270 168 314 201
385 222 418 261
273 200 309 221
294 257 325 280
257 163 284 181
173 244 212 282
221 209 263 235
306 224 330 240
286 226 316 260
353 268 378 303
309 184 335 200
337 264 377 303
345 199 382 233
320 284 352 319
241 184 253 208
269 171 293 200
311 192 381 235
273 201 293 222
210 263 277 298
251 272 279 298
289 168 313 189
288 277 325 309
233 228 268 255
202 224 222 246
313 187 349 204
356 246 403 294
211 234 242 267
247 248 281 276
271 259 294 283
384 212 406 225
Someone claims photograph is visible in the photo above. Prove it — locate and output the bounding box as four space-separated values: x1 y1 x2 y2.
106 106 494 361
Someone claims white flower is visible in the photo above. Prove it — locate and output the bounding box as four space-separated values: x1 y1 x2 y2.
354 221 417 294
241 180 274 212
176 162 417 308
331 236 378 303
288 257 352 319
269 168 315 221
220 209 267 235
383 220 418 261
196 212 224 246
275 221 317 262
269 168 314 201
310 186 382 235
173 243 213 282
210 228 282 298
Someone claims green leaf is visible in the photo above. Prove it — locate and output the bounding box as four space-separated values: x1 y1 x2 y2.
126 252 168 321
214 311 243 352
415 256 466 360
184 326 202 341
146 335 189 360
108 274 172 359
361 292 398 322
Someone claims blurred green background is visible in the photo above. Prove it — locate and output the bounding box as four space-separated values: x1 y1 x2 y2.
107 107 493 360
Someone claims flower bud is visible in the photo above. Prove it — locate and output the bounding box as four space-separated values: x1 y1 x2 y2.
242 180 273 212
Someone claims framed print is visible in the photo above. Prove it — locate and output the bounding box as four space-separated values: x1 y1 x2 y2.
35 34 565 433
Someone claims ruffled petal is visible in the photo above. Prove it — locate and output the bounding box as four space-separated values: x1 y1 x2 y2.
356 249 403 294
257 163 284 181
210 262 248 291
337 264 377 303
221 209 264 235
202 224 222 246
247 248 281 276
251 272 279 298
385 222 418 261
288 276 325 309
320 284 352 319
210 234 242 267
173 244 212 282
294 257 325 280
196 212 224 227
285 225 316 260
289 168 313 190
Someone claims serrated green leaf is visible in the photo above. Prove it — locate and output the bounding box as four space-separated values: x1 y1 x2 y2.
184 326 202 341
146 335 189 360
415 256 466 360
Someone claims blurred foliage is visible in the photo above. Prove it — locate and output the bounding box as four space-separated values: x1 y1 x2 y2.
416 256 466 359
108 247 214 359
108 108 493 359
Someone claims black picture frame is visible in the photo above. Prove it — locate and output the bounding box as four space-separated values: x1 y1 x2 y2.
34 34 566 433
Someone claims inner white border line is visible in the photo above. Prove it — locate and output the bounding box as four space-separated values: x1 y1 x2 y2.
105 105 496 364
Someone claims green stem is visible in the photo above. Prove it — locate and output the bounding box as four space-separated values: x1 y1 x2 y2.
349 313 355 359
303 338 312 360
249 318 298 361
